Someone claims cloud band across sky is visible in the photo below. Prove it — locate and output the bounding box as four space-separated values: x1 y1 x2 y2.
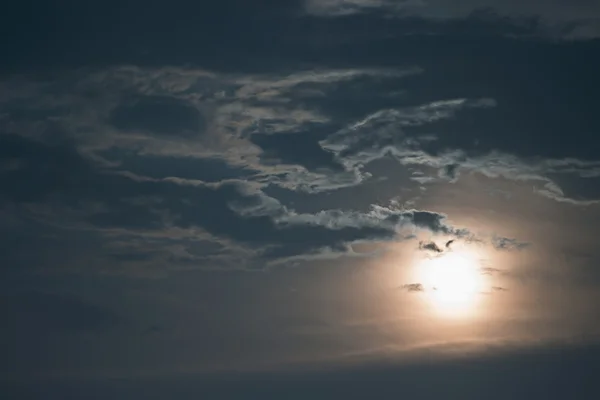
0 61 597 273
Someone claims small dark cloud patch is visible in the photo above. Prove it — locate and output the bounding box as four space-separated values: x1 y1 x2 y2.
110 95 204 137
492 286 508 292
493 236 529 251
439 163 460 182
401 283 425 292
411 211 466 236
419 240 443 253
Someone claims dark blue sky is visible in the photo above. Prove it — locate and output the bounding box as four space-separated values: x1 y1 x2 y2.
2 1 600 399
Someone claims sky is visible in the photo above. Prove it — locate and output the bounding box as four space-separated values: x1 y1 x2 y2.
1 1 600 399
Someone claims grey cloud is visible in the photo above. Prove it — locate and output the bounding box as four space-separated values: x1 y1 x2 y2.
234 68 422 98
0 65 421 196
2 60 595 273
492 236 530 251
401 283 425 292
319 98 495 171
304 0 600 38
0 130 471 271
439 163 460 182
417 238 457 253
419 240 443 253
534 181 600 206
8 64 596 209
347 143 600 206
304 0 398 16
275 205 468 238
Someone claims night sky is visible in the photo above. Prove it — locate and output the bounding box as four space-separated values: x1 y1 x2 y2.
2 1 600 399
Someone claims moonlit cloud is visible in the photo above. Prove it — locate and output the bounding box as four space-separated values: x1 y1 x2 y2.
2 64 496 272
2 59 594 274
304 0 600 38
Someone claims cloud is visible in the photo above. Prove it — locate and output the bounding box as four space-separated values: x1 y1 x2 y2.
492 236 530 251
480 267 502 275
534 181 600 206
419 240 443 253
401 283 425 292
317 98 600 205
1 60 597 273
439 163 460 182
0 129 470 271
303 0 600 38
319 98 496 169
276 206 466 236
4 63 598 206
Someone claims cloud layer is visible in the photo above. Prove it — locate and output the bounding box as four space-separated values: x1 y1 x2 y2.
304 0 600 38
1 56 596 272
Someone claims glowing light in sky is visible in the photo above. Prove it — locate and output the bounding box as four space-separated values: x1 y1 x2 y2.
416 249 485 317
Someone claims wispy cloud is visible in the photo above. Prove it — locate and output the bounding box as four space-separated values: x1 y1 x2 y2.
0 62 596 273
492 236 530 251
303 0 600 38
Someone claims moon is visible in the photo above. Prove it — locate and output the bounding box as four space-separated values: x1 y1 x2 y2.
416 250 485 317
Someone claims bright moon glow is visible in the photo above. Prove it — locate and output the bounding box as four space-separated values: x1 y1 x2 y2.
416 250 485 317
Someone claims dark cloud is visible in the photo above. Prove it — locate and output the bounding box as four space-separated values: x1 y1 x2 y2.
419 240 443 253
401 283 425 292
304 0 600 38
439 163 460 182
492 236 530 251
411 210 469 237
0 128 471 271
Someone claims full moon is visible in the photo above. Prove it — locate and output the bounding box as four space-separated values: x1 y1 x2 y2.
416 250 484 317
